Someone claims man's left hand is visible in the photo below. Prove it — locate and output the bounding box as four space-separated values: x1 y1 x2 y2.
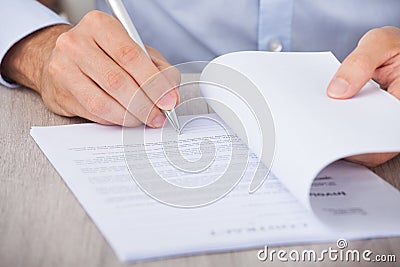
327 26 400 167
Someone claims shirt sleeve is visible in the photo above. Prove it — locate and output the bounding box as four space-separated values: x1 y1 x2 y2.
0 0 70 88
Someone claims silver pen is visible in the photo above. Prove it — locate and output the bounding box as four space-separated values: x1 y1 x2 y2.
105 0 181 132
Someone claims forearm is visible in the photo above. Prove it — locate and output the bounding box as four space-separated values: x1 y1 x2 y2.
0 1 69 87
2 24 71 93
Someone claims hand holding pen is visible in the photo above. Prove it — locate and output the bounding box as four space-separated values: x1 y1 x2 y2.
3 0 180 129
106 0 181 131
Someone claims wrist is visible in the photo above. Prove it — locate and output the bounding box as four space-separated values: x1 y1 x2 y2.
1 24 71 93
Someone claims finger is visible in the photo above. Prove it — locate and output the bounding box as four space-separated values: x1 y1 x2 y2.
327 27 399 99
346 152 399 168
387 78 400 100
79 11 178 110
76 76 145 127
75 42 165 127
57 67 144 127
55 88 115 125
147 45 181 103
72 101 116 125
373 53 400 100
43 80 115 125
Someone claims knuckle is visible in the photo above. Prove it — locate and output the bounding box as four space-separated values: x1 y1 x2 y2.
86 96 109 116
82 10 109 26
104 69 126 92
55 32 77 54
116 45 142 65
346 55 373 76
133 102 153 121
55 32 72 50
364 28 384 40
371 28 390 42
165 66 181 87
366 28 382 37
362 27 397 47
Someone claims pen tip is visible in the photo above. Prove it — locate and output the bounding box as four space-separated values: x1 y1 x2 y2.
164 109 181 133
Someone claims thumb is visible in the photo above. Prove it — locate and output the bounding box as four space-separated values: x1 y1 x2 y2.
327 27 397 99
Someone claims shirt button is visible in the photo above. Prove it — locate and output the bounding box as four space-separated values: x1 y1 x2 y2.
267 39 283 52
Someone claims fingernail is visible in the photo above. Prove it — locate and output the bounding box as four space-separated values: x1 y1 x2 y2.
327 77 349 98
158 90 177 110
151 115 166 128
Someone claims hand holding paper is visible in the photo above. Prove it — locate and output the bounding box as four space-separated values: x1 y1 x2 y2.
327 26 400 100
327 26 400 167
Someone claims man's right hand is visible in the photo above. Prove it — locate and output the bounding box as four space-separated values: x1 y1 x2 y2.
2 11 180 127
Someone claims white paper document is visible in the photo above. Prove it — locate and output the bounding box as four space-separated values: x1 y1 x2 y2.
31 115 400 262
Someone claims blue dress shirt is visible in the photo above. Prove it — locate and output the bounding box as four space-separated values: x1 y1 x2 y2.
1 0 400 86
95 0 400 64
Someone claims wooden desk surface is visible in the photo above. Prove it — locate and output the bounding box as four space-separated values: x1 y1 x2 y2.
1 76 399 267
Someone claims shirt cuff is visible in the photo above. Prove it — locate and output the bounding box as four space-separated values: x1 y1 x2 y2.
0 1 70 88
